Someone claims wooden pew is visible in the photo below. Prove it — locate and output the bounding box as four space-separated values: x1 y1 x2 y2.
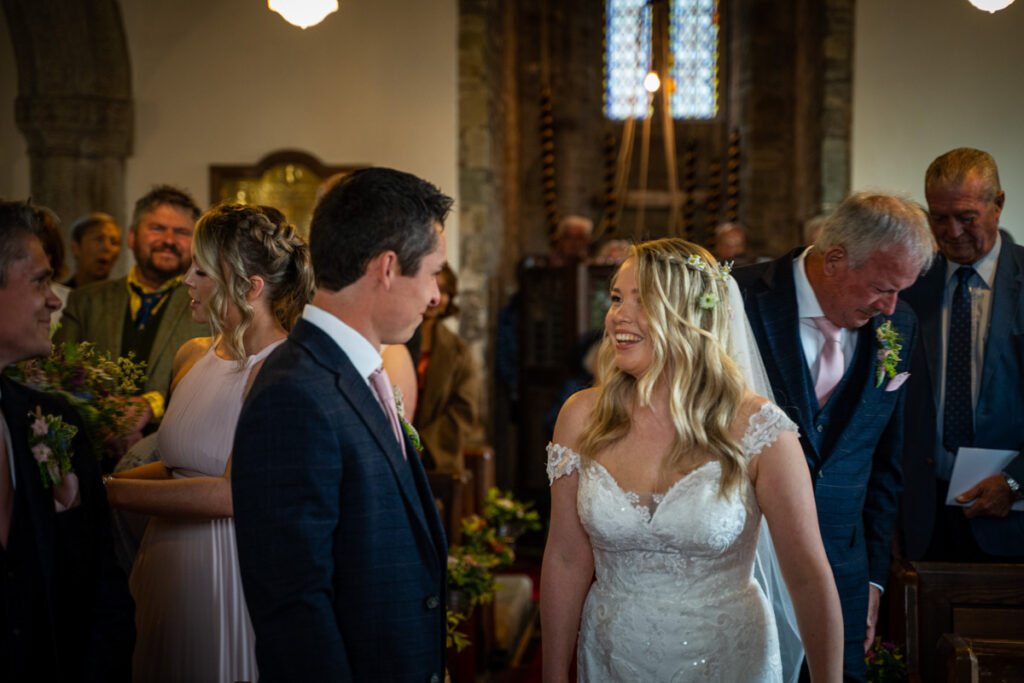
889 559 1024 682
936 634 1024 682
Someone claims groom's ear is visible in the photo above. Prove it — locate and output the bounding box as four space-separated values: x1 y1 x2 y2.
821 246 848 276
368 250 400 290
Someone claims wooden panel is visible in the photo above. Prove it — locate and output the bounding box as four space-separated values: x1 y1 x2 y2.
937 634 1024 683
890 559 1024 682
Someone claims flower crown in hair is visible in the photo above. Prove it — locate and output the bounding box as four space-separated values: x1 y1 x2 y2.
678 254 733 310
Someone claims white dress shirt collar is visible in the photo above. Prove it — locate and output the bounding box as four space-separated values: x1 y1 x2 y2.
793 246 826 319
943 233 1001 290
301 304 381 385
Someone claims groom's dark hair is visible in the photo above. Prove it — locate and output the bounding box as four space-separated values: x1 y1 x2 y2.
310 167 453 291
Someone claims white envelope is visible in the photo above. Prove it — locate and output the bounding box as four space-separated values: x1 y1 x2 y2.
946 447 1024 512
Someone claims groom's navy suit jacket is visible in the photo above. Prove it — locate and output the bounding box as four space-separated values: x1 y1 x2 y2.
0 376 135 682
900 239 1024 559
735 250 915 681
232 320 448 683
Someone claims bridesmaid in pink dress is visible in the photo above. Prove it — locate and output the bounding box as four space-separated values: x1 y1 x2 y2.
105 205 315 682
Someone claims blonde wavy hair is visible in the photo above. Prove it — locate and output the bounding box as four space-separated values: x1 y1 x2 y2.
577 238 748 497
192 204 315 366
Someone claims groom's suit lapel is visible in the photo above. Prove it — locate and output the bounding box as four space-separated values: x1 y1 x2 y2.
290 321 437 553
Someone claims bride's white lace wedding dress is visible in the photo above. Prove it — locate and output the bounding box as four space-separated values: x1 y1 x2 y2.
547 402 797 682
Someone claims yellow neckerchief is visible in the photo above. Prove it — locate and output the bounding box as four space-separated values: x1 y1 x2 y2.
126 266 183 323
124 267 183 421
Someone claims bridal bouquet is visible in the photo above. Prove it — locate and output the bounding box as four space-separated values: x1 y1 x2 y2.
6 341 147 460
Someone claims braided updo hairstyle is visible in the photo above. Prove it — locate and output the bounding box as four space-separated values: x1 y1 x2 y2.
192 204 315 363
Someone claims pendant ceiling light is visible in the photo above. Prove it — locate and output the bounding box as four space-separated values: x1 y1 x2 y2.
966 0 1015 12
268 0 338 29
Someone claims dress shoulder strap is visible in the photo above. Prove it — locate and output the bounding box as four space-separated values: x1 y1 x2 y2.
546 442 582 485
741 402 799 460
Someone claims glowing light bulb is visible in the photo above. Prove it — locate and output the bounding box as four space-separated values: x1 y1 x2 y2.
643 71 661 93
966 0 1015 12
268 0 339 29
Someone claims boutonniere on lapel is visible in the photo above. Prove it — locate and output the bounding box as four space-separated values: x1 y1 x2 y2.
874 320 907 389
28 405 77 487
392 384 424 455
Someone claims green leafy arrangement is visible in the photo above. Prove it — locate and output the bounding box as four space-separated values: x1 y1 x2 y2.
445 488 542 652
6 341 147 459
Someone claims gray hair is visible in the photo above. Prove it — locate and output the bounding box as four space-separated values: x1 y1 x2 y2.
0 200 51 286
814 192 936 275
552 214 593 241
925 148 1002 201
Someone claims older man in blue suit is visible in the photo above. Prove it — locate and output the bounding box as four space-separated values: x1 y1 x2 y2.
232 168 452 682
734 193 936 681
900 148 1024 562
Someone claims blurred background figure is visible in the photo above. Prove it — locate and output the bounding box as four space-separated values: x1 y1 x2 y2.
65 212 123 289
713 221 761 267
414 263 481 472
548 215 593 266
803 214 829 246
544 329 602 438
33 206 71 331
593 238 631 266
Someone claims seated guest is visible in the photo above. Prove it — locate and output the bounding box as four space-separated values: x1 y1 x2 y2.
548 214 593 266
65 212 123 289
105 204 315 682
713 221 762 267
0 199 135 682
415 264 480 471
55 186 208 454
901 147 1024 561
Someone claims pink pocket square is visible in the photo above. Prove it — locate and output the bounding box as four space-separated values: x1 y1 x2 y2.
885 372 910 392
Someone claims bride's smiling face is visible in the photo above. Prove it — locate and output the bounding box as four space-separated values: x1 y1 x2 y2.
606 257 652 377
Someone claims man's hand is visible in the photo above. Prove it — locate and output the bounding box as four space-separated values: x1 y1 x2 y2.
957 474 1014 519
863 584 882 654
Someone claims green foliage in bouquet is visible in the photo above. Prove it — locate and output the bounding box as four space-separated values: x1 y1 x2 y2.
5 341 147 459
865 638 907 683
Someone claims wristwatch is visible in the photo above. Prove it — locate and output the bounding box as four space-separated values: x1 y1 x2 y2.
1003 473 1023 501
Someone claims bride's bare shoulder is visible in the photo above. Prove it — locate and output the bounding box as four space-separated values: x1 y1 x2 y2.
552 387 599 447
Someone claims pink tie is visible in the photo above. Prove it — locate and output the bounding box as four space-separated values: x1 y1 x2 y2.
0 416 12 548
814 316 844 407
369 367 407 459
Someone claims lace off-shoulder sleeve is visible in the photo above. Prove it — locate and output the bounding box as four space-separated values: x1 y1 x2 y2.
741 402 799 460
546 442 582 485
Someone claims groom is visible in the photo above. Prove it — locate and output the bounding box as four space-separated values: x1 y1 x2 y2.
0 200 135 681
232 168 451 682
734 193 935 681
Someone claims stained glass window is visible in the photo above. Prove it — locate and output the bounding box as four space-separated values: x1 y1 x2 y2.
669 0 718 119
605 0 652 120
604 0 719 120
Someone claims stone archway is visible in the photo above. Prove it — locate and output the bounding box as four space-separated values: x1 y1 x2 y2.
1 0 133 228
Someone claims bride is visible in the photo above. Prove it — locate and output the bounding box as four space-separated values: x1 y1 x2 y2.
541 238 843 682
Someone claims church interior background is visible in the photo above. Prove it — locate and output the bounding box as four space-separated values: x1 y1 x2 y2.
2 0 1024 679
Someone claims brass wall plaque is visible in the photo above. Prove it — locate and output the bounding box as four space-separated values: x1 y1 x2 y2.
209 150 363 237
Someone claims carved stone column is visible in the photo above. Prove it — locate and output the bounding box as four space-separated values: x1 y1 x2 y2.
2 0 133 229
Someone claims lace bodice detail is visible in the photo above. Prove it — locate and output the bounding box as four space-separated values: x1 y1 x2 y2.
546 401 797 681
